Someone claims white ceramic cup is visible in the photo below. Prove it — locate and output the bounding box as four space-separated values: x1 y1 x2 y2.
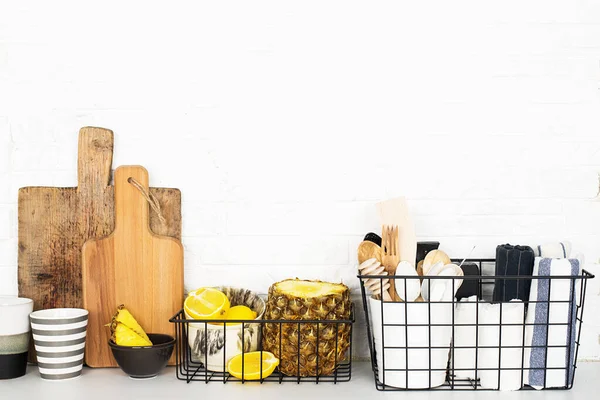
29 308 88 380
0 297 33 379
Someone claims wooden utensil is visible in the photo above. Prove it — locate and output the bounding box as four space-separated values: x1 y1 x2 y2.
426 265 464 302
395 260 421 302
426 261 447 277
18 127 181 363
381 225 401 302
358 258 392 301
421 262 464 302
82 166 184 368
376 197 417 268
422 250 451 276
357 241 382 264
438 264 464 296
420 261 446 302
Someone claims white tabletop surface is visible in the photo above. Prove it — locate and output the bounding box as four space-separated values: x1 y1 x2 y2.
1 362 598 400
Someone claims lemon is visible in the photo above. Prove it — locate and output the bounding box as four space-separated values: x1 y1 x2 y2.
226 305 257 325
184 287 230 320
227 351 279 380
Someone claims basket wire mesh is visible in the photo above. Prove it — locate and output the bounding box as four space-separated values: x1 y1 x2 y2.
169 305 354 384
359 258 595 391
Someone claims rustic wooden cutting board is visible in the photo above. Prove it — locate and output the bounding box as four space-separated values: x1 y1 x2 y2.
18 127 181 363
82 166 184 368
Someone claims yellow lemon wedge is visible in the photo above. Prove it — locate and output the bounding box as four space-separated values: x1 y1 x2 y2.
184 287 230 320
226 305 257 325
227 351 279 380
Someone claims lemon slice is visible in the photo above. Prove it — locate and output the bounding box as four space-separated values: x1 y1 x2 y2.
227 351 279 380
226 305 257 325
184 287 230 320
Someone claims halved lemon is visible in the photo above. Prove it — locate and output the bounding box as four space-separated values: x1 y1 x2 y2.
227 351 279 380
184 287 230 320
226 305 257 325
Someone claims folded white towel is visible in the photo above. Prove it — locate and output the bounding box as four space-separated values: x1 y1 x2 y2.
451 296 478 380
478 300 525 390
534 241 571 259
524 258 579 389
368 291 453 389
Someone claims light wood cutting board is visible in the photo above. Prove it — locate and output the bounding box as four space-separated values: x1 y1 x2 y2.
18 127 181 363
82 166 184 368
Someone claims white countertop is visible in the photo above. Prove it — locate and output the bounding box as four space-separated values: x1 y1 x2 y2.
1 362 599 399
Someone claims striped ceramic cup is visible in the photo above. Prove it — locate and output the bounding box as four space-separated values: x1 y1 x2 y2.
30 308 88 380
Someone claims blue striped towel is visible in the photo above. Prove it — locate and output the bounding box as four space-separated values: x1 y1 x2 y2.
524 258 580 389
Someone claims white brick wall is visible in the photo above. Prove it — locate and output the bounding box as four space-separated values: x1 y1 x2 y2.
1 0 599 361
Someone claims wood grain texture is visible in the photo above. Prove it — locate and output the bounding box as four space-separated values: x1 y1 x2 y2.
82 166 184 368
18 127 181 363
381 225 402 302
376 197 417 267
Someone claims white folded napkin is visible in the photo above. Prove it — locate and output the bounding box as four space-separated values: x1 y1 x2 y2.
450 296 478 380
368 287 453 389
477 300 525 390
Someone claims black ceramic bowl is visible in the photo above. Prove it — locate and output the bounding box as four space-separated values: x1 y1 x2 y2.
108 333 175 379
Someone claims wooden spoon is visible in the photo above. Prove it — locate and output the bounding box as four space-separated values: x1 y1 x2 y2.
358 241 382 264
422 250 451 276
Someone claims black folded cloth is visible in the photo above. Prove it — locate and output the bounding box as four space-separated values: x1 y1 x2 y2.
455 262 481 300
492 244 535 302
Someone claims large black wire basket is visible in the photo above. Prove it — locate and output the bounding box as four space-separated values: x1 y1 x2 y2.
169 305 354 384
359 258 595 391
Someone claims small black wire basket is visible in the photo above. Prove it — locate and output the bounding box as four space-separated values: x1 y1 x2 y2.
169 305 354 384
359 258 595 391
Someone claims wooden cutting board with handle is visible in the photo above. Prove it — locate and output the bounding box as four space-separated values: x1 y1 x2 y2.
82 166 184 368
18 127 182 363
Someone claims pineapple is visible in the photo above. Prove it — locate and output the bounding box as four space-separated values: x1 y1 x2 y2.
111 323 152 346
262 279 351 377
109 305 153 346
